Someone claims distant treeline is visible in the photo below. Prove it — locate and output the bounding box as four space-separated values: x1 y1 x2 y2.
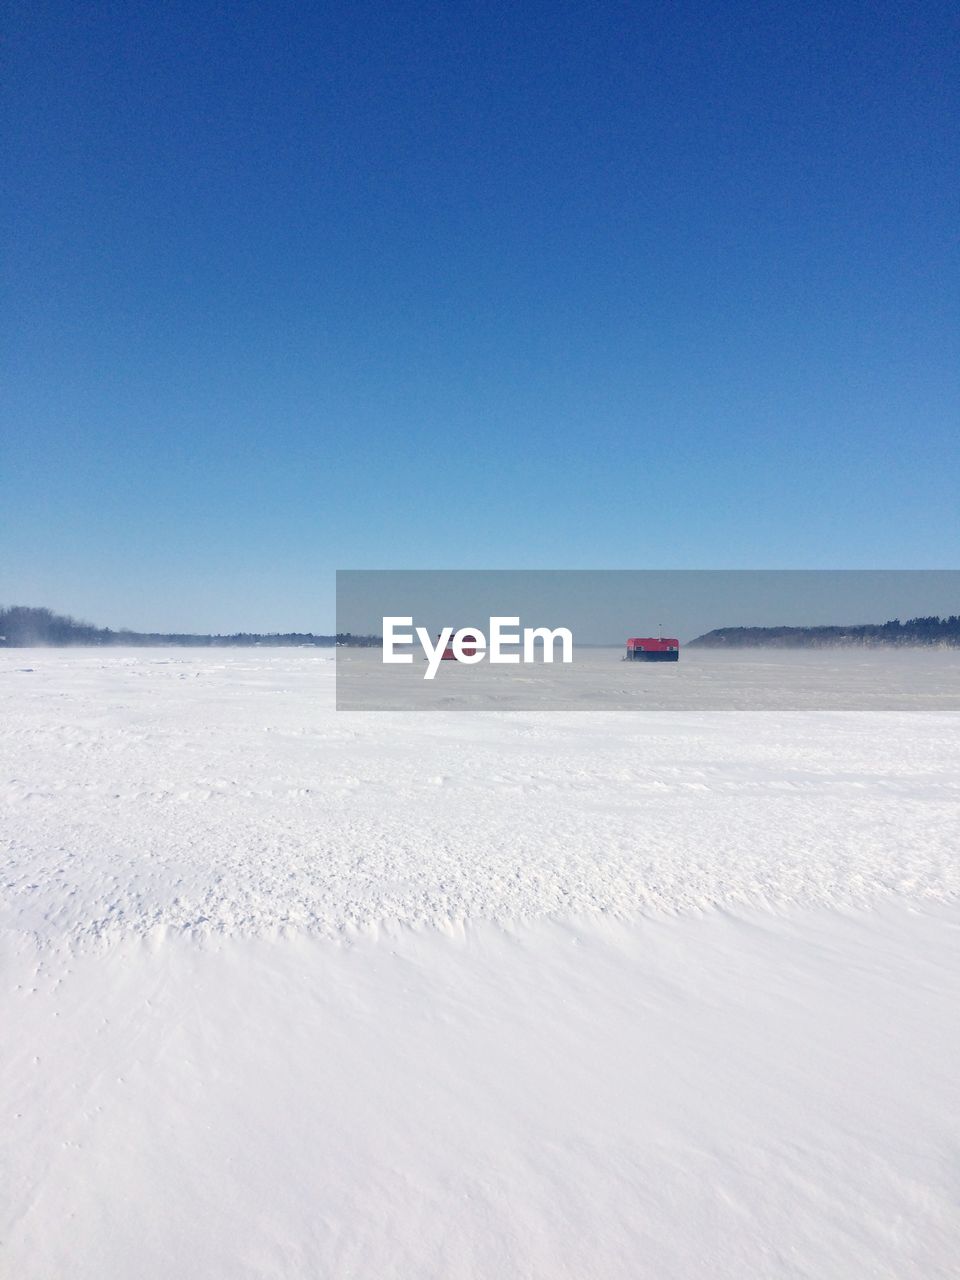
689 616 960 648
0 606 380 648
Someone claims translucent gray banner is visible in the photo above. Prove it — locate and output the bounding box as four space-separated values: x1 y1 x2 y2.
335 570 960 711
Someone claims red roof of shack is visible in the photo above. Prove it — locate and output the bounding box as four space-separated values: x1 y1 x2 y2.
626 637 679 651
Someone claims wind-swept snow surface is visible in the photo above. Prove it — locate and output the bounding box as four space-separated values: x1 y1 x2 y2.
2 649 959 1278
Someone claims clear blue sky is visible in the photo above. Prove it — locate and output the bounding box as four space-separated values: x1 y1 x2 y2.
3 0 958 631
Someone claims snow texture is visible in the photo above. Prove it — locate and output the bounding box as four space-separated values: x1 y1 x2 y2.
2 649 959 1278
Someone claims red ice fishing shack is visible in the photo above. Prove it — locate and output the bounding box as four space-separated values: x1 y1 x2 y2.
440 630 480 660
625 636 680 662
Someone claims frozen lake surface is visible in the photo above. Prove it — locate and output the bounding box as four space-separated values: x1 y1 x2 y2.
2 648 959 1277
336 642 960 709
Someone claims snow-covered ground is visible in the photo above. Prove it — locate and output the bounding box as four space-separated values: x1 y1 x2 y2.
2 648 959 1277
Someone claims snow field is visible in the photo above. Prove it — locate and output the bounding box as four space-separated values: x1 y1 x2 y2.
2 649 959 1278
